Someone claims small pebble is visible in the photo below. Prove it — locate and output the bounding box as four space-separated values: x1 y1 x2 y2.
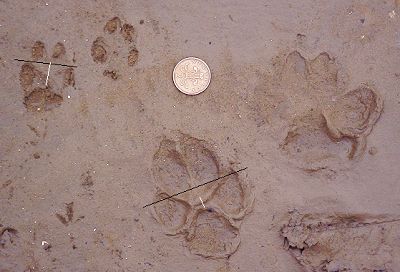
368 147 378 155
41 241 51 250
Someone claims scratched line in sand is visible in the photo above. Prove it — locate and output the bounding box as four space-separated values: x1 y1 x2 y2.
199 196 205 208
45 62 51 86
143 167 248 208
14 58 78 68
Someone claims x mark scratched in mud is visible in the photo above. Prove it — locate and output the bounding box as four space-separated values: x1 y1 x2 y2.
143 167 247 208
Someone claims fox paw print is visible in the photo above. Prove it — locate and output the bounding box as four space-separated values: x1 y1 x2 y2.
19 41 75 112
91 17 139 80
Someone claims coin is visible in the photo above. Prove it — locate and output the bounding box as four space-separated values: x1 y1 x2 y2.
172 57 211 95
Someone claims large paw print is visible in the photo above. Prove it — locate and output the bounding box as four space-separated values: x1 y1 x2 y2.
19 41 75 111
255 51 383 172
150 134 254 258
91 17 139 80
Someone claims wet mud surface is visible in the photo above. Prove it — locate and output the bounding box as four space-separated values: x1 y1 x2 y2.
1 0 400 271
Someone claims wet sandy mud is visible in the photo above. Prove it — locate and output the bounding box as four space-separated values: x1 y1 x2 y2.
1 0 399 271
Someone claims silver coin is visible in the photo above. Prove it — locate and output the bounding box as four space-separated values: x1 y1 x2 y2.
172 57 211 95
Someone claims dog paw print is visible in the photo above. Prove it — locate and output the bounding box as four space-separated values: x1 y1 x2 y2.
150 134 254 258
19 41 75 112
256 51 383 172
91 17 139 80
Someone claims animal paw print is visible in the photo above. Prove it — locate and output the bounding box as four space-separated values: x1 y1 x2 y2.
91 17 139 80
150 134 254 258
322 85 383 158
19 41 75 112
255 51 383 171
281 210 400 271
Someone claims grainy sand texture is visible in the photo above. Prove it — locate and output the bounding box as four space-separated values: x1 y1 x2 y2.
1 0 400 271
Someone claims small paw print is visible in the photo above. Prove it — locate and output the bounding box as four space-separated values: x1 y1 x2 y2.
19 41 75 112
91 17 139 80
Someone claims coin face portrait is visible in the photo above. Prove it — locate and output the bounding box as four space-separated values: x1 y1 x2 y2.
172 57 211 95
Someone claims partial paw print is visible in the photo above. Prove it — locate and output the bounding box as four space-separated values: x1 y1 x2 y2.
19 41 75 112
0 227 18 252
0 227 20 270
55 202 83 226
150 134 254 258
253 51 383 172
0 227 37 271
281 210 400 271
91 17 139 80
323 85 383 158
